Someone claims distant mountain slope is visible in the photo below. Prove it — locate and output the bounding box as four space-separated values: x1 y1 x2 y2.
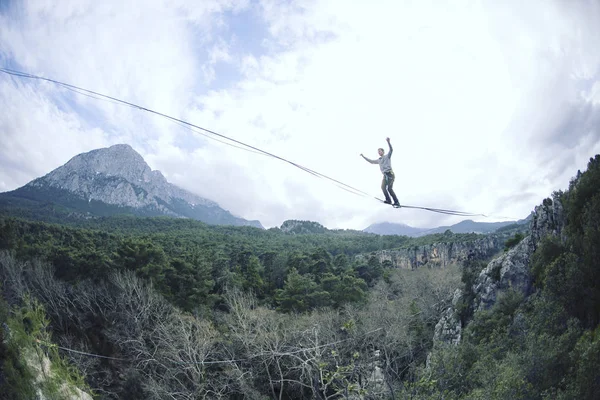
364 215 531 237
0 144 263 228
363 222 428 236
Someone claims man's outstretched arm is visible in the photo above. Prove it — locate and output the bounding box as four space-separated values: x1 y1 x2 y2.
361 154 378 164
386 137 393 157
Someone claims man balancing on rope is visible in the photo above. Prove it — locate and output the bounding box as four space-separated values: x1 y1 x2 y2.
361 137 401 208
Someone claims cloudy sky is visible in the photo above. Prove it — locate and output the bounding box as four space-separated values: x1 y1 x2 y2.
1 0 599 230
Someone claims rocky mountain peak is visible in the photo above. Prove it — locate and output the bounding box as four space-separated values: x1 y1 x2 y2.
12 144 263 228
44 144 163 186
27 144 189 204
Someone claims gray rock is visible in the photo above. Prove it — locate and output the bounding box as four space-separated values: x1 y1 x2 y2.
432 192 566 346
20 144 263 228
473 192 565 312
473 235 533 312
434 288 463 345
24 348 93 400
30 144 216 209
529 192 567 249
356 234 505 269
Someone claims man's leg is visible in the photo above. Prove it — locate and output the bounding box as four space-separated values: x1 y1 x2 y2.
386 171 400 205
381 176 391 203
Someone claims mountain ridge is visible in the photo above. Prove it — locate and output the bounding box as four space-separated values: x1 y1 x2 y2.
363 216 531 237
0 144 263 228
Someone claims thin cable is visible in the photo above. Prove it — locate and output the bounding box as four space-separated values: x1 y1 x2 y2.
55 345 129 361
402 205 487 217
55 82 268 157
1 69 337 181
37 328 383 366
170 119 266 156
262 327 383 357
1 67 377 199
57 83 127 107
35 339 128 361
1 67 511 218
371 196 489 217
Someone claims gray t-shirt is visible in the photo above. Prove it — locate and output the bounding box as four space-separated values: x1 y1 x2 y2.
364 147 393 173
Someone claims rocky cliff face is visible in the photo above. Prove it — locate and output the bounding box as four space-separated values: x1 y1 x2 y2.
8 144 263 228
472 193 564 312
25 348 93 400
27 144 216 209
356 234 506 270
434 192 566 345
434 289 464 345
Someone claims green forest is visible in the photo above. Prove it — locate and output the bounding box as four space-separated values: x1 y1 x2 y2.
1 155 600 399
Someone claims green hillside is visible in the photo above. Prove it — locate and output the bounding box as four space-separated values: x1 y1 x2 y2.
0 155 599 399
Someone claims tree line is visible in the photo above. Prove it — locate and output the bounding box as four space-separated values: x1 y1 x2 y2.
1 155 599 398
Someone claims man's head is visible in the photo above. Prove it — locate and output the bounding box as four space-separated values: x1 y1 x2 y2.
378 148 384 156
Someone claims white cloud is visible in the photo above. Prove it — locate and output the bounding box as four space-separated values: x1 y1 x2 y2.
1 0 600 230
0 80 110 192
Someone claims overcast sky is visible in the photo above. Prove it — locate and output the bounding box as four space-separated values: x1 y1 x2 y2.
1 0 599 230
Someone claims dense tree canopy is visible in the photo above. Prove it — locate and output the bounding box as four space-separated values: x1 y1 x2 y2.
1 155 599 399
